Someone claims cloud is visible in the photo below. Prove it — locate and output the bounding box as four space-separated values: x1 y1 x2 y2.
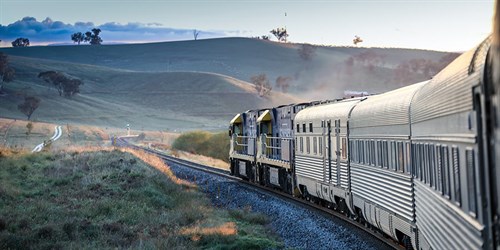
0 17 229 46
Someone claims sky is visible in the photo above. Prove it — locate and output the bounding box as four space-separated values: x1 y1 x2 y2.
0 0 495 51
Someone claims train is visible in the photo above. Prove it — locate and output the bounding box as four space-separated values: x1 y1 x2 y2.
229 34 500 249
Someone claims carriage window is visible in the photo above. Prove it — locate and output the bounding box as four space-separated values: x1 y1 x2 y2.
436 145 443 193
389 141 395 171
442 146 450 198
411 143 416 177
342 138 347 159
309 123 313 133
452 146 461 205
466 149 476 216
360 140 365 164
377 141 382 167
429 144 435 188
319 138 323 155
366 140 370 165
424 144 429 183
418 144 423 180
350 141 355 163
383 141 389 169
370 141 376 166
306 136 311 154
397 142 404 172
313 137 317 154
405 142 411 174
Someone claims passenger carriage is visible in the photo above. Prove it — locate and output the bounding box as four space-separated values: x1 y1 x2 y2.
294 98 363 212
349 81 427 248
410 36 493 250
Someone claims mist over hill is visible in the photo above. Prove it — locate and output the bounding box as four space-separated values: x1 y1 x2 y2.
0 38 459 130
2 37 458 100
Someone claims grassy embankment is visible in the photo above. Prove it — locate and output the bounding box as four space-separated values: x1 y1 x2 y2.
0 147 281 249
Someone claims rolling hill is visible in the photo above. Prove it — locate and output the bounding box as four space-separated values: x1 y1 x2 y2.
0 38 460 131
0 56 300 131
2 38 459 99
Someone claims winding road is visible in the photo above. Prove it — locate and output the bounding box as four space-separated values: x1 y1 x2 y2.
32 125 62 152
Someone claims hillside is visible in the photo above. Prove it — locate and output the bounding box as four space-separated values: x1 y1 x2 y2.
1 37 459 100
0 56 300 131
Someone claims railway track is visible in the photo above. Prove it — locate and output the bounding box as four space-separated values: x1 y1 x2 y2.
125 143 402 250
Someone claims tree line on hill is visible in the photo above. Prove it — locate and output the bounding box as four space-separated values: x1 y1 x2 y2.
71 28 103 45
4 28 103 47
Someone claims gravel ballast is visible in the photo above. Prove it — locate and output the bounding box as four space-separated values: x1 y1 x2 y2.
169 162 392 249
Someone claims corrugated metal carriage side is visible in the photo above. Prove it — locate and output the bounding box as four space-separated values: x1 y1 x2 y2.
294 98 363 212
349 82 427 248
410 36 492 250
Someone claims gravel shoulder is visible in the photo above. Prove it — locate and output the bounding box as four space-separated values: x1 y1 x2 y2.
168 162 392 250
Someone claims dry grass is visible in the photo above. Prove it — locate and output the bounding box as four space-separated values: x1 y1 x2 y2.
0 146 281 249
180 222 238 238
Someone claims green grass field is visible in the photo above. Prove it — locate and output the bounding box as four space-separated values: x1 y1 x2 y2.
0 148 282 249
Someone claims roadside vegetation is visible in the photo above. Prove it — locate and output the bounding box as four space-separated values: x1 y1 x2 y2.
172 131 230 163
0 147 281 249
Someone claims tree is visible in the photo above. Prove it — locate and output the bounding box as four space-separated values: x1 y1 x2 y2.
71 32 85 45
261 35 270 40
275 76 292 93
26 122 34 136
270 28 288 42
18 96 41 120
250 74 272 97
353 35 363 45
193 29 200 40
0 52 15 93
61 78 83 97
38 71 83 97
85 28 103 45
298 44 316 61
11 38 30 47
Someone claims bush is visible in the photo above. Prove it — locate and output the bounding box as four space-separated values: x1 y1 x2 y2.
172 131 229 162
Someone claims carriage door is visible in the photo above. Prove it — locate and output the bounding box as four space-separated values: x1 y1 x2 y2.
335 119 341 186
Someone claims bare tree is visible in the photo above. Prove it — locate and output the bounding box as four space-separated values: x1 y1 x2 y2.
193 29 200 40
251 74 272 97
18 96 41 120
270 28 288 42
0 52 15 93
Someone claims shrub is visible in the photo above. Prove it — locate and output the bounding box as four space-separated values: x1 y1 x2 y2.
172 131 229 162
